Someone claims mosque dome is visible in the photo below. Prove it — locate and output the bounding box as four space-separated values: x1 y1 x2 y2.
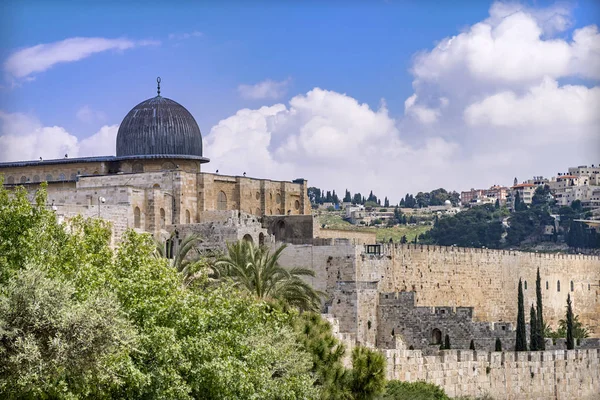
116 78 204 159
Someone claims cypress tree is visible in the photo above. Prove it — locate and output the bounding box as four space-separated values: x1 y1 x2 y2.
444 334 451 350
529 304 537 351
495 338 502 352
515 278 527 351
535 268 545 350
469 340 475 350
566 294 574 350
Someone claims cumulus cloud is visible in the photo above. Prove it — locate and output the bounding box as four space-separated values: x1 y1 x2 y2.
0 111 117 162
238 78 291 100
204 88 461 199
411 3 599 88
4 37 160 81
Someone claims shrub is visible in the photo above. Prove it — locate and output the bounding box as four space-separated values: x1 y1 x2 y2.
379 380 450 399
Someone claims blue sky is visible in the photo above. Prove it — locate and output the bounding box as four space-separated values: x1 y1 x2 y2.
1 1 599 200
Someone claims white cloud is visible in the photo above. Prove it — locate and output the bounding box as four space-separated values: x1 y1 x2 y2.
204 88 461 200
4 37 160 81
76 105 106 124
0 111 117 162
464 77 600 129
411 3 599 88
168 31 203 40
238 78 291 100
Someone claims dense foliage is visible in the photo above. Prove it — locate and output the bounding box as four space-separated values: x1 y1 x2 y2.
377 381 449 400
0 183 399 399
420 205 504 248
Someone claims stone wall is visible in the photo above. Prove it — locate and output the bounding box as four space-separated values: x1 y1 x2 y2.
315 228 377 244
385 348 600 400
377 291 515 352
356 244 600 336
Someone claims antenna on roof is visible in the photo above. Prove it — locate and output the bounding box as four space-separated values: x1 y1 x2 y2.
157 77 161 96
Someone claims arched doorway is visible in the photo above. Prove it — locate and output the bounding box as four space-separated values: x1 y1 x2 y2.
274 220 286 242
159 208 166 229
259 232 265 246
185 209 191 224
432 329 442 345
217 191 227 210
242 234 254 244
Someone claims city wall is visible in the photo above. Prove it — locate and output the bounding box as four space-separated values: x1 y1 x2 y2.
315 228 377 244
359 244 600 336
385 348 600 400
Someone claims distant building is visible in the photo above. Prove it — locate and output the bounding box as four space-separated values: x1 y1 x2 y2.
461 185 508 206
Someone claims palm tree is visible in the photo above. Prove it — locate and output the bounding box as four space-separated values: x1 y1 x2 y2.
215 240 323 311
154 233 207 286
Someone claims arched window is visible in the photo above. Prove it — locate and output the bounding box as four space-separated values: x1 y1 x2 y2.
134 207 141 228
185 209 191 224
546 281 549 290
217 191 227 210
295 199 300 211
255 208 261 216
161 162 177 170
524 281 527 290
274 220 286 242
58 173 66 181
32 175 40 182
256 191 260 200
132 163 144 173
276 193 281 204
432 329 442 345
20 176 27 183
276 208 281 214
6 176 14 184
570 281 574 292
557 280 560 292
242 234 253 244
45 174 53 182
159 208 166 229
153 183 160 189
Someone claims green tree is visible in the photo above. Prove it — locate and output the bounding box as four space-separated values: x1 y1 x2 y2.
349 346 387 400
515 279 527 351
0 183 319 399
294 312 352 399
566 294 575 350
530 304 538 351
215 240 323 311
0 267 139 398
535 268 545 350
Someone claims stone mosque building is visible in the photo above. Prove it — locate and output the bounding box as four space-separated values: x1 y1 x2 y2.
0 79 311 245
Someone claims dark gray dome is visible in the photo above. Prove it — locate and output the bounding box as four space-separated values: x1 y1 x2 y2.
116 95 203 158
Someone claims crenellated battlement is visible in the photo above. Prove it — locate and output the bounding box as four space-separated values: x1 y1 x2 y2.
363 243 600 261
384 347 600 399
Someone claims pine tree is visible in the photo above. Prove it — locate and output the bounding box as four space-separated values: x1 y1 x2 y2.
399 198 405 207
515 279 527 351
495 338 502 352
384 197 389 207
444 334 450 350
566 293 574 350
400 235 407 244
535 268 545 350
494 198 500 209
469 340 475 350
530 304 537 351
